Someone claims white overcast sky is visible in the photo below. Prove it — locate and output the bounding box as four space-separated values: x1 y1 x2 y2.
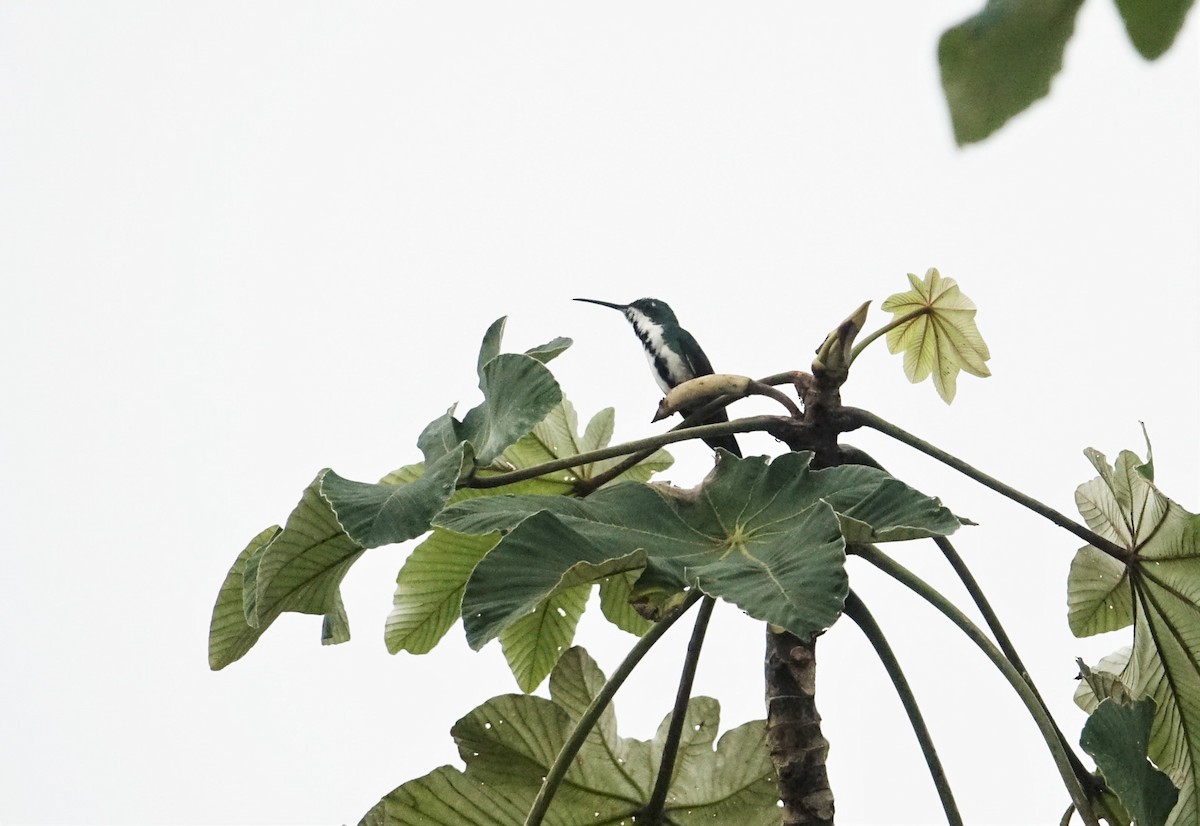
1 3 1197 824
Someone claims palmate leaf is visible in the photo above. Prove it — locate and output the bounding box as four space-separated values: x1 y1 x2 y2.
881 268 991 403
938 0 1085 145
385 396 670 683
1069 443 1199 826
503 398 673 486
359 647 780 826
437 451 964 649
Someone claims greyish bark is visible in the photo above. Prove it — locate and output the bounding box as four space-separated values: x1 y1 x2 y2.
765 627 834 825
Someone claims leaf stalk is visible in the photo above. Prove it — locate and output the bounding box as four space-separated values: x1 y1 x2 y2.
843 590 962 826
524 590 704 826
853 544 1100 826
848 408 1127 561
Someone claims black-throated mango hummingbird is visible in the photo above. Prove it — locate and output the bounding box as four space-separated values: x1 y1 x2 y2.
574 297 742 457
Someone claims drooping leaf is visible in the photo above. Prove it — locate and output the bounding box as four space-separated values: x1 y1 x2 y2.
439 451 964 648
1114 0 1195 59
1069 443 1200 826
359 647 779 826
320 444 468 549
1081 697 1179 826
385 528 499 655
209 526 281 670
499 585 590 693
938 0 1086 145
523 336 573 365
382 401 642 664
250 471 367 628
881 268 991 403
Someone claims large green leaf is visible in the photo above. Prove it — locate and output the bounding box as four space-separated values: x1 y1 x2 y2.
1114 0 1195 59
359 647 779 826
938 0 1085 145
383 398 662 674
439 451 964 648
1070 444 1200 826
250 471 367 627
1081 697 1179 826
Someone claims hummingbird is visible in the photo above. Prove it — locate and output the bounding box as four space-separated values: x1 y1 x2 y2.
574 297 742 457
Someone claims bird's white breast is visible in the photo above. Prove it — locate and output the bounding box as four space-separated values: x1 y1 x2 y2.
626 308 687 393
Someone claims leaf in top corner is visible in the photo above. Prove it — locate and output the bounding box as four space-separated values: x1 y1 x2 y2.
1114 0 1194 60
881 268 991 403
938 0 1086 145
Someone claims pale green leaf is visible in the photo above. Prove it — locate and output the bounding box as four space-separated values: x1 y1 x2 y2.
209 526 280 670
1070 444 1200 826
599 571 654 636
499 585 590 693
385 529 498 655
360 647 779 826
882 268 991 403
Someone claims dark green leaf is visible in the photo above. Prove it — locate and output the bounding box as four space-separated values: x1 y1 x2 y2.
461 353 562 464
1115 0 1195 59
938 0 1085 145
1081 698 1179 826
476 316 507 377
320 444 468 549
444 452 963 646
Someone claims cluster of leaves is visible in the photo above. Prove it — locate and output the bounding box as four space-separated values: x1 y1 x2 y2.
939 0 1195 143
361 647 782 826
1069 439 1200 826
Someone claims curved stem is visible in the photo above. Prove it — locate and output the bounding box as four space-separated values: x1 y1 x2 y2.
844 590 964 821
471 415 783 490
847 307 928 367
524 590 704 826
852 544 1100 826
933 537 1094 786
847 408 1127 561
643 595 717 821
843 590 962 826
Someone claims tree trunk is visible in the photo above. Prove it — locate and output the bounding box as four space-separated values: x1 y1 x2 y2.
765 627 834 825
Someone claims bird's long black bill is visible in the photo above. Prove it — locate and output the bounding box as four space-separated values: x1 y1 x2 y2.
573 297 628 311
